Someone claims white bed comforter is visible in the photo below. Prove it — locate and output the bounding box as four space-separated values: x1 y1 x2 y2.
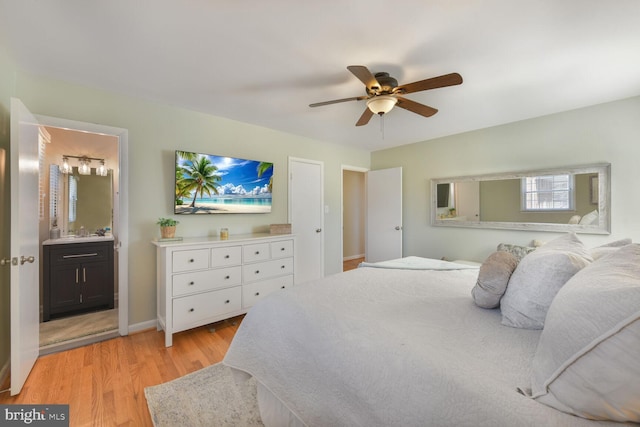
223 258 628 427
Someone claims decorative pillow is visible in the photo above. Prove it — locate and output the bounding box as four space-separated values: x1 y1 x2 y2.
567 215 581 224
589 238 633 260
496 243 536 262
578 209 599 225
500 233 592 329
471 251 519 309
528 244 640 422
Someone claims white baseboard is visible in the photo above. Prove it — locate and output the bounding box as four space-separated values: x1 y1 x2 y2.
128 319 157 334
343 254 365 262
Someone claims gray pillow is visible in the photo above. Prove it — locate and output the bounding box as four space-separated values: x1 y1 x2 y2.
471 251 518 309
496 243 535 262
589 238 633 260
500 232 592 329
527 244 640 422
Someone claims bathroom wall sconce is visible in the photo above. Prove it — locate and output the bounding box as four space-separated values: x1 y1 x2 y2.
61 155 108 177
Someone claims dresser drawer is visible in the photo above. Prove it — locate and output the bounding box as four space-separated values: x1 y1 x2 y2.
172 249 209 273
242 275 293 308
172 286 242 331
172 266 242 297
270 239 294 259
211 246 242 268
243 243 270 263
243 257 293 283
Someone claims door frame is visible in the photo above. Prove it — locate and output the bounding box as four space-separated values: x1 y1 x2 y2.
34 115 129 336
340 165 368 269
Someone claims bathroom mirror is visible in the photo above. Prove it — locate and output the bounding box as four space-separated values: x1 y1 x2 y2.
431 163 610 234
50 165 113 235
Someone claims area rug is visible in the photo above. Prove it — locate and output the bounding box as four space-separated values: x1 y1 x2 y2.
144 363 263 427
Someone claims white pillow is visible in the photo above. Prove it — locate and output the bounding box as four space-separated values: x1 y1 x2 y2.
471 251 518 309
528 244 640 422
567 215 581 224
500 233 592 329
589 238 632 260
578 209 598 225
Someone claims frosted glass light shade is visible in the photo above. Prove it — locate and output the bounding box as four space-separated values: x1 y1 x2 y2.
366 95 397 114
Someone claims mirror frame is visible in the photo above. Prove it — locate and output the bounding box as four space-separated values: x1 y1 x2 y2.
431 163 611 234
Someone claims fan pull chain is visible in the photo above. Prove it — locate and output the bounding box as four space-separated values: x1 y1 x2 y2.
380 113 385 139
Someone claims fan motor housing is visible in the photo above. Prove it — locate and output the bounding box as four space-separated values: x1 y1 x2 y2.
367 72 398 95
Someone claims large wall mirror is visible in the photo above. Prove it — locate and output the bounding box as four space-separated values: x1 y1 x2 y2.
431 163 611 234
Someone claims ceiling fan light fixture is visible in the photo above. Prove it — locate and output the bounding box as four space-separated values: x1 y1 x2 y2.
366 95 397 115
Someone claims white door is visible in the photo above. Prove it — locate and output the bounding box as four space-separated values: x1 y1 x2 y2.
455 181 480 221
289 158 323 284
10 98 41 395
366 167 402 263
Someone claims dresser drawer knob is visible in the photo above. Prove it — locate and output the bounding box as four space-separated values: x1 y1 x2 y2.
281 265 285 269
281 285 286 289
189 281 194 286
225 299 230 304
281 247 285 251
255 292 260 296
225 255 230 259
225 275 230 279
255 251 260 255
189 308 194 312
255 270 260 274
189 258 194 263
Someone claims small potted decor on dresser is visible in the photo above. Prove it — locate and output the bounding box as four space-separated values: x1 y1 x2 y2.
157 217 179 239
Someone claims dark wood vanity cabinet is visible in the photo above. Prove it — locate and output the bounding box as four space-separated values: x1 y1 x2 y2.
43 240 114 321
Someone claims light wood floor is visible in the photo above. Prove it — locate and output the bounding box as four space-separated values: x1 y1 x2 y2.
0 315 243 427
343 256 365 271
1 261 362 425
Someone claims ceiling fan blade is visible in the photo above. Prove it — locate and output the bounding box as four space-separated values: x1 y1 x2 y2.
396 73 462 95
309 96 367 108
396 97 438 117
355 107 374 126
347 65 380 91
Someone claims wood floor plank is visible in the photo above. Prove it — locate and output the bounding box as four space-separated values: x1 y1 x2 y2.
0 315 243 426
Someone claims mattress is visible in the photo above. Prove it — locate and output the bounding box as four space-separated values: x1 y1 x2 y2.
223 258 630 426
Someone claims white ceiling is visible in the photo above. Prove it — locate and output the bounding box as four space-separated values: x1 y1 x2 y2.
2 0 640 151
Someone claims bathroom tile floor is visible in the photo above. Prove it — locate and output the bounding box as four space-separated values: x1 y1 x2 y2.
40 309 119 351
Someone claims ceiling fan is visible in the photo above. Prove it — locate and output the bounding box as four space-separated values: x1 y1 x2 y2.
309 65 463 126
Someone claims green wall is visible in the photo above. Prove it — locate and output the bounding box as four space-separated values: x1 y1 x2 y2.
371 96 640 262
0 57 370 376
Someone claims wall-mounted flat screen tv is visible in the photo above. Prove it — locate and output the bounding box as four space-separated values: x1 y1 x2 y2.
175 151 273 214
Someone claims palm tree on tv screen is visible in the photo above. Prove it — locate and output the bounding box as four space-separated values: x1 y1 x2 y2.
257 162 273 192
178 156 222 207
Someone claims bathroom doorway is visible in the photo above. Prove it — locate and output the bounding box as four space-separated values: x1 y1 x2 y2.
37 118 128 354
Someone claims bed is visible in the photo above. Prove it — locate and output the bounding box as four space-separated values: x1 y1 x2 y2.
223 236 640 426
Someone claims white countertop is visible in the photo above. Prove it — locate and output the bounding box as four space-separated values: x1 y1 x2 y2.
43 235 114 245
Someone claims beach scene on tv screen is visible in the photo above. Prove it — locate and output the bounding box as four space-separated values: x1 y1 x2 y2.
175 151 273 214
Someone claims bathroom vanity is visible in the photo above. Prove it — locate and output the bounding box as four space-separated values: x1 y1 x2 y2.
42 236 115 321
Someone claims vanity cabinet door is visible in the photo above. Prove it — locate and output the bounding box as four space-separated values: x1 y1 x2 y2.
81 261 111 307
49 263 83 312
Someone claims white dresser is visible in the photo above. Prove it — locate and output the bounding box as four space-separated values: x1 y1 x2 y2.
153 233 295 346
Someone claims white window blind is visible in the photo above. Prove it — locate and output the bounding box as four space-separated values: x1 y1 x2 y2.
49 165 60 223
69 175 77 223
522 174 574 211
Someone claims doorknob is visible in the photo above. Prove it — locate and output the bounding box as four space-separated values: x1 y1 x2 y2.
395 226 402 230
20 255 35 265
316 228 322 233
